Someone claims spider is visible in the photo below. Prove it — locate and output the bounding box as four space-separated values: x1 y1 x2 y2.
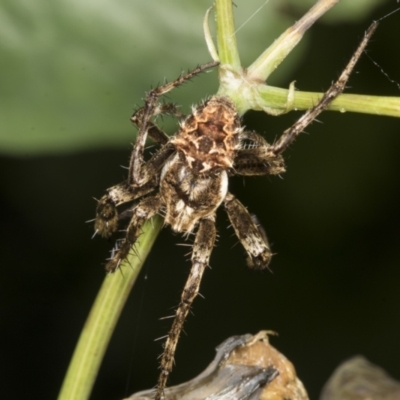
94 22 376 400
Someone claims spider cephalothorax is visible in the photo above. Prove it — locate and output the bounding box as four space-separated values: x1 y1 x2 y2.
94 20 376 399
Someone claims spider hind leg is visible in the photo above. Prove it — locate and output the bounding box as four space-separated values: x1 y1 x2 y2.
156 215 217 400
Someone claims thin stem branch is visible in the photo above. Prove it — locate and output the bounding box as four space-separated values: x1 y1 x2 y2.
247 0 340 81
254 85 400 118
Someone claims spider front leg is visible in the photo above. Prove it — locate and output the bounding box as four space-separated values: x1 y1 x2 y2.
105 194 162 272
94 179 158 238
131 102 182 147
94 143 174 240
156 215 217 400
224 192 272 269
271 21 377 156
234 131 286 176
129 61 219 187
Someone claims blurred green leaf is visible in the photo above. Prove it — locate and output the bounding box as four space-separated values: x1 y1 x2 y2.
0 0 383 154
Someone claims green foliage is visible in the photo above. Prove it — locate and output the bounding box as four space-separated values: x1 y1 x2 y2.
0 0 383 154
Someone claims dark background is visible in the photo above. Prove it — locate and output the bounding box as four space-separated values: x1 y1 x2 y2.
1 1 400 399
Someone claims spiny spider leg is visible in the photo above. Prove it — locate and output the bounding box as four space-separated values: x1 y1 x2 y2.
95 103 184 240
131 103 184 146
94 143 175 240
224 192 272 269
156 215 217 400
105 194 162 272
271 21 378 156
94 181 156 239
129 61 220 186
233 131 286 176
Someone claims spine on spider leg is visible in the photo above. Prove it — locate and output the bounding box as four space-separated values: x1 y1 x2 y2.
155 217 216 400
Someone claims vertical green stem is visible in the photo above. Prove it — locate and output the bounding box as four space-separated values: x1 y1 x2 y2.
215 0 241 70
58 217 163 400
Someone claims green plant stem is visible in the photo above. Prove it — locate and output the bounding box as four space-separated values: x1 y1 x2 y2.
247 0 339 81
256 86 400 117
215 0 241 70
57 217 163 400
213 0 400 119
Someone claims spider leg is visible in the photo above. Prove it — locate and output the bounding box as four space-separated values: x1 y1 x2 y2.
233 131 286 176
94 180 158 238
94 144 175 238
131 102 183 146
129 61 219 187
155 215 217 400
270 21 377 156
224 192 272 269
105 194 162 272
